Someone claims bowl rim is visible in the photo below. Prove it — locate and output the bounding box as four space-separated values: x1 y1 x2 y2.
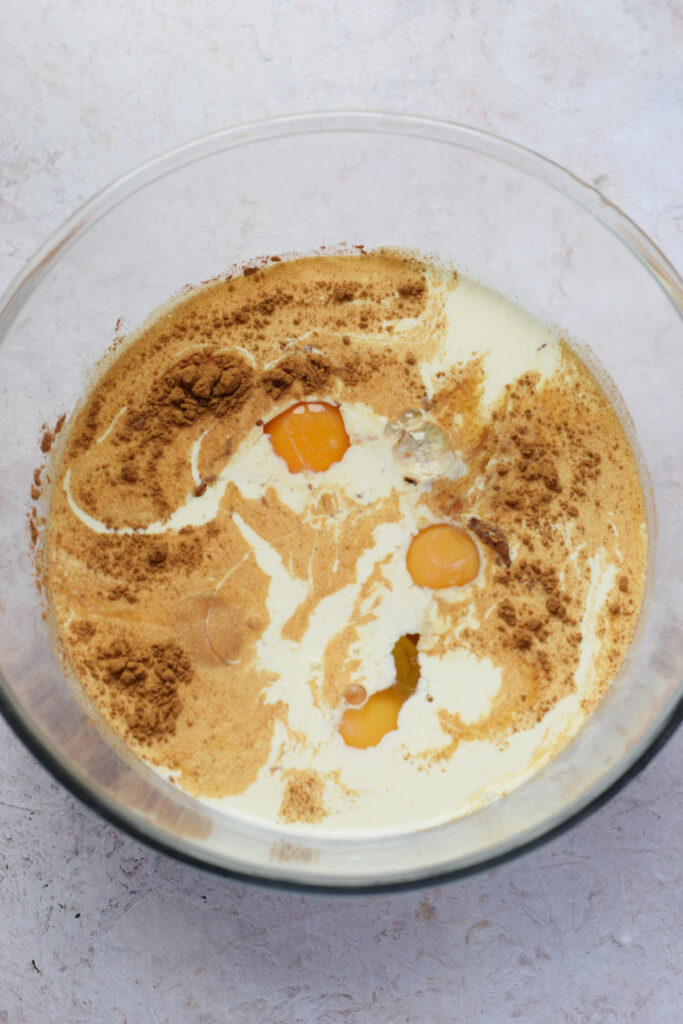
3 111 682 328
1 110 681 893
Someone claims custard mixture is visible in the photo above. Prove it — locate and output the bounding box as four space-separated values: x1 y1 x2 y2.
38 251 647 831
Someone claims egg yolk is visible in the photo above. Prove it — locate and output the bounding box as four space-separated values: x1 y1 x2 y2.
406 523 479 589
339 634 420 749
263 401 350 473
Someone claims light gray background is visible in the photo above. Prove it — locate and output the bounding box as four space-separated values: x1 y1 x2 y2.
1 2 681 1021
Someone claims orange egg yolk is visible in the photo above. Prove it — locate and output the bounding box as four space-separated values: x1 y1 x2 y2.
339 634 420 749
263 401 350 473
406 523 479 589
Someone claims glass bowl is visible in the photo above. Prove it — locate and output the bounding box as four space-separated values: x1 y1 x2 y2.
1 113 681 892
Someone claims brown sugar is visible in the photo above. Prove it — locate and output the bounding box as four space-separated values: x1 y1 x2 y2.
279 770 326 824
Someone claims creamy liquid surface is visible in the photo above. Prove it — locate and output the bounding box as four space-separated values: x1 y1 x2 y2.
40 251 647 832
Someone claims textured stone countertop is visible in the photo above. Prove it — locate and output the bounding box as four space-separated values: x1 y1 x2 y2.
1 2 681 1021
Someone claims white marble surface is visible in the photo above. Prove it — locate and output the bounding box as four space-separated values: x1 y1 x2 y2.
1 1 682 1021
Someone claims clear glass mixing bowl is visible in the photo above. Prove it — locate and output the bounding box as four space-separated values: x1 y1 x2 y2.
1 113 681 891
